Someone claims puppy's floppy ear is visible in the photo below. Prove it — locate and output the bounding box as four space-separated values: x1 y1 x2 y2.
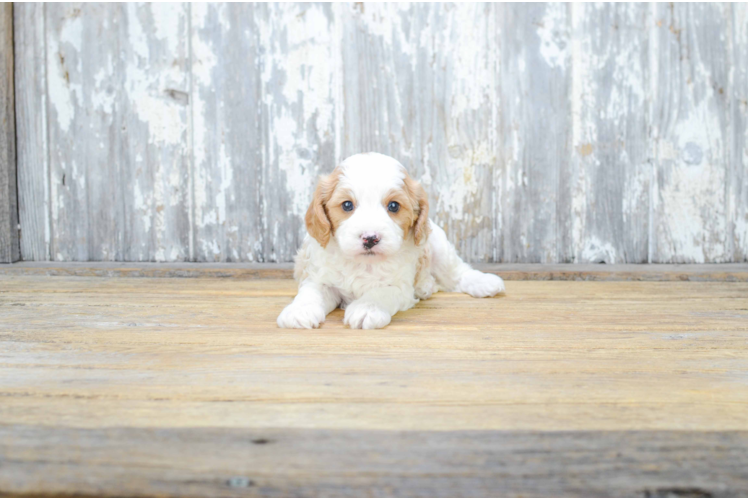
405 176 430 246
305 169 340 248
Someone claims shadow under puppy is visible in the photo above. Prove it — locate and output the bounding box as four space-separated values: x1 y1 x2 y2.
277 152 505 329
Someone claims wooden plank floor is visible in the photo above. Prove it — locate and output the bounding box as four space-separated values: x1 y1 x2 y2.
1 275 747 496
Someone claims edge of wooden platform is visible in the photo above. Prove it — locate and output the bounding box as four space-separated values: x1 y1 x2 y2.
3 426 747 497
1 262 747 281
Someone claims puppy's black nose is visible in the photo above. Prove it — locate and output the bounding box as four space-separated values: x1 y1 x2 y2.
362 234 380 250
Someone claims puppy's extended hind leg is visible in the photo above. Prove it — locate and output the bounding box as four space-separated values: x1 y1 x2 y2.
428 222 505 298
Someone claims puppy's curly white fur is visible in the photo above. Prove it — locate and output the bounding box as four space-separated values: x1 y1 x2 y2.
278 153 505 329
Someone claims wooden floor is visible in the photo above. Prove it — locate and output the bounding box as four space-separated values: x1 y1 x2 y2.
1 274 747 497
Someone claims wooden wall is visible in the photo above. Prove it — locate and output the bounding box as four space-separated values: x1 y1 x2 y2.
0 3 19 263
12 3 748 263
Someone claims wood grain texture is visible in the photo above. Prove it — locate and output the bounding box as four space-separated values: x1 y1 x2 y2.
1 262 748 282
0 3 19 263
570 4 650 264
11 2 748 263
119 3 192 263
44 4 89 261
500 3 572 263
0 276 747 496
191 3 338 263
41 4 192 262
650 4 732 263
3 426 747 497
734 3 748 262
13 3 49 262
190 3 262 263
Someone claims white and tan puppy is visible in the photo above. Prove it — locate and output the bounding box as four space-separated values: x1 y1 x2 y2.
277 152 505 329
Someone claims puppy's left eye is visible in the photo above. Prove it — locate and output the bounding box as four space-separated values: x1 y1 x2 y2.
342 201 354 212
388 201 400 213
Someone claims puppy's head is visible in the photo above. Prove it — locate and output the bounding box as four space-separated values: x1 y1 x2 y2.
305 153 429 260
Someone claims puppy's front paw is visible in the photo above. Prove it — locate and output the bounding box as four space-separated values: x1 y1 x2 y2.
458 270 505 298
277 302 326 329
343 302 391 329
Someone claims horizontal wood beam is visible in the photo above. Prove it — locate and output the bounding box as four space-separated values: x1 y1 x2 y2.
0 3 18 263
2 426 747 497
0 262 747 281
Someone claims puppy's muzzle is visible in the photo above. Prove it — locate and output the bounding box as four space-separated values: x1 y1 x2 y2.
362 233 380 250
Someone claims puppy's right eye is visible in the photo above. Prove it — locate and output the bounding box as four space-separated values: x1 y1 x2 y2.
342 201 354 212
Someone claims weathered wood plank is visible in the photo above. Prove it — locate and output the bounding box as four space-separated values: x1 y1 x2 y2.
1 262 748 282
191 3 337 263
258 3 338 262
734 4 748 262
650 4 733 263
0 3 19 263
341 3 499 262
2 426 747 497
500 3 573 263
190 4 262 263
14 3 49 262
570 4 651 264
43 4 192 261
119 3 192 262
44 4 90 260
0 277 747 495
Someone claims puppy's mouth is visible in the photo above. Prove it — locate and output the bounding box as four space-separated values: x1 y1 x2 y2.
357 248 385 259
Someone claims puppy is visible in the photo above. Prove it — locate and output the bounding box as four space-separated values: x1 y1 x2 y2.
277 152 505 329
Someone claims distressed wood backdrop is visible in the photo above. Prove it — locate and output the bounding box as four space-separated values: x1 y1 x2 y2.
1 4 18 263
12 3 748 263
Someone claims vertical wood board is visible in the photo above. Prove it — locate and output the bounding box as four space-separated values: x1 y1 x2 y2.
569 3 651 264
733 3 748 262
650 3 732 263
0 3 19 263
500 3 572 263
14 3 49 262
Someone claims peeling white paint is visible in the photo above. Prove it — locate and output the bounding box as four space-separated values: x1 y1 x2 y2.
151 2 182 55
537 3 569 70
449 4 493 116
436 142 495 222
259 3 337 220
126 4 149 60
215 143 232 225
21 3 748 263
190 2 219 238
736 4 748 259
661 75 726 260
47 16 83 133
124 73 184 145
570 3 591 259
581 236 618 264
133 182 151 233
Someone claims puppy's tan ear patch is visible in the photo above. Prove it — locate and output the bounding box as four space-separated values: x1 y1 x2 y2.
405 176 430 246
305 169 340 247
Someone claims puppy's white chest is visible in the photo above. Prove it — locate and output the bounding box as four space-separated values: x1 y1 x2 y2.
333 259 410 301
296 235 422 308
